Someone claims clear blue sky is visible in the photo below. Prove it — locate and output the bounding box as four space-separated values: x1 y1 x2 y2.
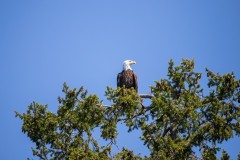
1 0 240 159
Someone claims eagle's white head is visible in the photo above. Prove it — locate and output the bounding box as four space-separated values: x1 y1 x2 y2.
123 60 136 71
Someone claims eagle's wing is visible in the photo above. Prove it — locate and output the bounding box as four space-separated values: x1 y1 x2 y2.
133 72 138 92
117 72 122 88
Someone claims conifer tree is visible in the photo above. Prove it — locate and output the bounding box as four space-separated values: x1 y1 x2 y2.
16 59 240 159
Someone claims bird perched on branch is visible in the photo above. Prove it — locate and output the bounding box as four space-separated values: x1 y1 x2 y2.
117 60 138 92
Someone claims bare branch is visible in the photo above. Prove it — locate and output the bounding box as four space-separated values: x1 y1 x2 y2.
139 94 154 99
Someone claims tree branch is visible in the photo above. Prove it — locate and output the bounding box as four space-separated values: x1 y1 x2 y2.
139 94 154 99
77 94 154 108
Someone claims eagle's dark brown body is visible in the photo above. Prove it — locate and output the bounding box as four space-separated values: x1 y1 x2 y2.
117 69 138 92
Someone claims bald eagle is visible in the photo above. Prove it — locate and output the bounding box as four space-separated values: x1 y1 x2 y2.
117 60 138 92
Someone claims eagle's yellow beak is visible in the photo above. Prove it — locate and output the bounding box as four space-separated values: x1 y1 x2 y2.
131 61 137 64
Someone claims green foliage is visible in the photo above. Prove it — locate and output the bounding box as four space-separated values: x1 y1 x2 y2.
220 150 230 160
16 83 110 160
16 59 240 159
114 148 143 160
